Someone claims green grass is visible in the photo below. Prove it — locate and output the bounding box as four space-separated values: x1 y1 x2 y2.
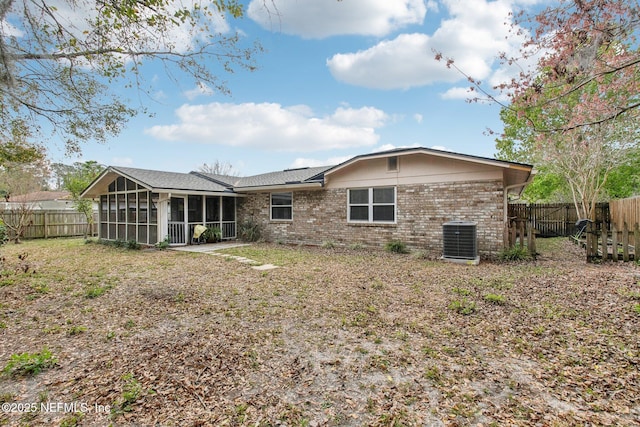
2 348 57 377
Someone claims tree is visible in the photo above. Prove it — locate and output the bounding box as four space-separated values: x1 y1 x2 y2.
62 161 104 238
0 161 49 242
198 160 238 176
506 0 640 131
496 79 637 220
435 1 640 132
0 0 261 154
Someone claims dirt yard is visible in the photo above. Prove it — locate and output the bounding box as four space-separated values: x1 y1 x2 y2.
0 238 638 426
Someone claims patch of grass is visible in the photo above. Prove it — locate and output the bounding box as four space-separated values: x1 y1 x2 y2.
498 246 532 261
2 348 56 377
484 293 506 305
67 325 87 336
384 240 409 254
321 240 336 249
59 413 84 427
633 304 640 315
85 284 111 298
452 287 471 296
449 298 476 315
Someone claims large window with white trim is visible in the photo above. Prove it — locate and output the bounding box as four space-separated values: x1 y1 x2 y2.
271 192 293 221
348 187 396 223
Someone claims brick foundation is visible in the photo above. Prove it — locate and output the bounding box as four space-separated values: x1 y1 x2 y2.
237 180 504 257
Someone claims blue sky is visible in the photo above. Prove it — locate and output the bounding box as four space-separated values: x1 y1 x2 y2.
49 0 543 176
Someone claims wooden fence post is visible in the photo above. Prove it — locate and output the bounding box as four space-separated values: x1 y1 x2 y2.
601 227 608 260
635 223 640 262
611 224 618 263
43 211 48 239
623 222 630 262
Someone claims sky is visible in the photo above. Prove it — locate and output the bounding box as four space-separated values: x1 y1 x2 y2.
48 0 544 177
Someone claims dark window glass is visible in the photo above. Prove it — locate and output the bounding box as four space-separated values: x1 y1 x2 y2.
272 207 291 220
350 206 369 221
138 191 148 223
150 193 158 224
349 189 368 204
206 197 220 222
170 198 184 222
373 187 394 204
127 193 137 223
271 193 292 206
222 198 235 221
373 206 394 222
188 195 203 222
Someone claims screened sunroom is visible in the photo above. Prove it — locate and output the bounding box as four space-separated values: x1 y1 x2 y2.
82 166 240 246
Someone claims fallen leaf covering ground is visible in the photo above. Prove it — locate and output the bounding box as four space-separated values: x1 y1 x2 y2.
0 238 638 426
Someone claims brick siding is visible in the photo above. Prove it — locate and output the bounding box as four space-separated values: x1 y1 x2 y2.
237 180 504 257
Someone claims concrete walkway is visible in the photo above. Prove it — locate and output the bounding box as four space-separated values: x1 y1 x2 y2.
170 242 279 270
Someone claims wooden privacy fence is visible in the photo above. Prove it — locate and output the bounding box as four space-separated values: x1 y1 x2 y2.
505 218 537 254
582 221 638 262
609 196 640 231
508 203 610 237
1 210 98 240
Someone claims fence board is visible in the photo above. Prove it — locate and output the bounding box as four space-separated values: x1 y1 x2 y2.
508 203 609 237
0 209 98 240
610 196 640 231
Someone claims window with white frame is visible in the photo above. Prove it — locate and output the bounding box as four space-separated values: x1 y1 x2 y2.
348 187 396 223
271 192 293 220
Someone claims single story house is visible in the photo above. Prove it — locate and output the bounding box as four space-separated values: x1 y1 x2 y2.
81 147 534 257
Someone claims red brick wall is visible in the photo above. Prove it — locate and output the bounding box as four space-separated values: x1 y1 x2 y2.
237 180 504 257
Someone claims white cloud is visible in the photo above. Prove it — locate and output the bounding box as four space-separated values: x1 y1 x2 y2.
374 143 421 152
145 102 389 152
413 113 423 123
440 86 474 100
184 82 214 100
327 0 531 91
247 0 427 39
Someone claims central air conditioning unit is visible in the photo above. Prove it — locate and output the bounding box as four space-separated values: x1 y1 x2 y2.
442 220 480 265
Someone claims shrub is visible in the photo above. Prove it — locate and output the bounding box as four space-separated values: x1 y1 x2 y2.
2 348 56 377
202 226 222 243
155 236 170 250
498 246 531 261
238 218 262 242
385 240 409 254
126 240 141 250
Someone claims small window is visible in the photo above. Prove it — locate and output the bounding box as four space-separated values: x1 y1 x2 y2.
271 192 292 221
387 156 398 171
348 187 396 223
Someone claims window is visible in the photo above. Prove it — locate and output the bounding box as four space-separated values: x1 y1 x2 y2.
348 187 396 223
271 192 292 220
387 156 398 171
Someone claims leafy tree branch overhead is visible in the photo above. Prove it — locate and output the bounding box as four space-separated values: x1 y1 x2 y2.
435 0 640 133
0 0 262 155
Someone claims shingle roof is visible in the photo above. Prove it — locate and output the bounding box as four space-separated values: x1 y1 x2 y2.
113 167 229 192
232 166 333 188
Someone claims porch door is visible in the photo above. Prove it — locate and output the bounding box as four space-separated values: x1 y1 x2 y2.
168 197 186 245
